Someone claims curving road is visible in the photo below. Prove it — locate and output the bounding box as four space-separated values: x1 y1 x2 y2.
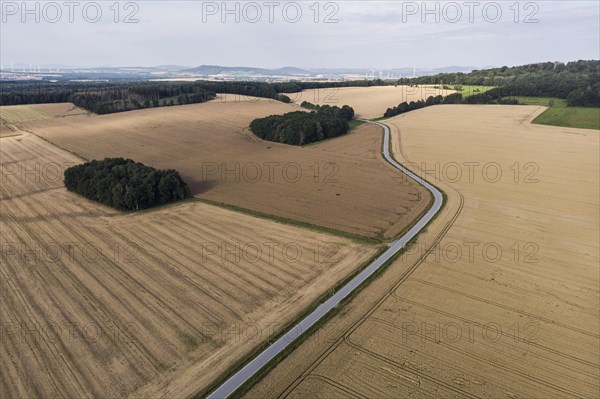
207 120 444 399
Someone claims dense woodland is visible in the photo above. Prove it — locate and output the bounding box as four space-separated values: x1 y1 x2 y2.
279 61 600 106
0 81 289 114
465 85 600 106
404 60 600 106
70 85 216 114
1 60 598 112
64 158 190 211
197 81 291 103
250 103 354 146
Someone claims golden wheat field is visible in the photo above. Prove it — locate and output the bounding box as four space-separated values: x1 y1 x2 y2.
0 133 380 398
244 105 600 399
283 86 455 119
20 98 430 240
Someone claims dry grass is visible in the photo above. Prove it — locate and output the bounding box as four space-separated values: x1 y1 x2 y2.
245 105 600 398
0 134 379 398
21 98 430 240
283 86 455 119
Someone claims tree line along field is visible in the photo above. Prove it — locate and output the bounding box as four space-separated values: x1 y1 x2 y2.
0 81 290 114
0 132 380 398
450 85 496 98
18 96 431 241
283 86 454 119
404 60 600 101
244 105 599 399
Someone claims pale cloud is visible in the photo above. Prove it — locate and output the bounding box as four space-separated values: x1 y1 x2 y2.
1 1 598 69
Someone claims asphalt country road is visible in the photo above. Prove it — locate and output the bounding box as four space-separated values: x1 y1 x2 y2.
207 120 444 399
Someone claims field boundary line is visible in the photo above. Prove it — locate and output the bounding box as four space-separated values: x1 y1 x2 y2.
276 121 464 398
407 279 600 339
352 317 593 398
205 120 446 399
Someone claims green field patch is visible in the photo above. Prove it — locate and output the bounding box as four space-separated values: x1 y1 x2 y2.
504 96 599 130
533 106 599 130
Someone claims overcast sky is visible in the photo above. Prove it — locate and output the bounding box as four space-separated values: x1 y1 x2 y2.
1 1 599 69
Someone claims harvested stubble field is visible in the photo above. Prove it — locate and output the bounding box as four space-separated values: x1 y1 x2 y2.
22 97 431 240
284 85 454 119
0 103 89 137
245 105 600 398
0 133 380 398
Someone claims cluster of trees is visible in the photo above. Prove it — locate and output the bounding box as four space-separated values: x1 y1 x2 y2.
300 101 355 120
442 93 464 104
250 104 355 146
64 158 190 211
383 95 447 118
300 101 319 110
